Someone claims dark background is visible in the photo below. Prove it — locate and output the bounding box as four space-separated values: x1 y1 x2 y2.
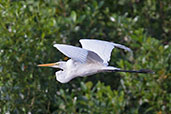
0 0 170 113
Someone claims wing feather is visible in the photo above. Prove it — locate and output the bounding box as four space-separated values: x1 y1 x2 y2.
53 44 103 63
80 39 114 63
53 44 88 63
80 39 132 64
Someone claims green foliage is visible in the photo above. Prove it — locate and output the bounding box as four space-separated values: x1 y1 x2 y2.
0 0 170 113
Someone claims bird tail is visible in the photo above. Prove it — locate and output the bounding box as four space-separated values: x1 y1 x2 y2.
102 66 121 71
104 68 154 74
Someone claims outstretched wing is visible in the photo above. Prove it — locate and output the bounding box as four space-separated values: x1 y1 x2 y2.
80 39 114 64
80 39 132 64
53 44 103 63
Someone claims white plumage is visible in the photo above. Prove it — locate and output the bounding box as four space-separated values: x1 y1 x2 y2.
80 39 132 64
53 44 89 63
80 39 115 64
38 39 132 83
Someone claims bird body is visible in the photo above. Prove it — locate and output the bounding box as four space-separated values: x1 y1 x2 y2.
38 39 153 83
55 59 119 83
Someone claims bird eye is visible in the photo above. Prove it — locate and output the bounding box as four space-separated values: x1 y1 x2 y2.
55 63 59 65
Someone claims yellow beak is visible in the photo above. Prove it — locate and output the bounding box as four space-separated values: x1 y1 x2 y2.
37 63 58 67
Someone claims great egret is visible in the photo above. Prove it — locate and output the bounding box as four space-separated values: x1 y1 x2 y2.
38 39 153 83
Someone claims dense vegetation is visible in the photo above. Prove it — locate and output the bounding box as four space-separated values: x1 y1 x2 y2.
0 0 170 113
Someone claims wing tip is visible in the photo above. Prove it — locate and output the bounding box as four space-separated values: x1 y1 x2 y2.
53 44 58 48
79 39 87 43
53 44 66 48
112 43 133 52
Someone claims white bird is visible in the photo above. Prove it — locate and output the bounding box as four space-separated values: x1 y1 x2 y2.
38 39 153 83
